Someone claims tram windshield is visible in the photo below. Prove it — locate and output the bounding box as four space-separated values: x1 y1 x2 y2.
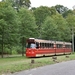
27 43 36 48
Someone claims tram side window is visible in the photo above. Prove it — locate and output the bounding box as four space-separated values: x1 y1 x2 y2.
40 43 48 48
49 43 54 48
65 45 71 48
56 44 63 48
39 43 54 48
47 43 49 48
36 42 39 48
45 43 47 48
44 43 50 48
40 43 44 48
41 43 44 48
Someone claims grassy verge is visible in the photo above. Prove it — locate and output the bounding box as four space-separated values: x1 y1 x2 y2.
0 54 75 75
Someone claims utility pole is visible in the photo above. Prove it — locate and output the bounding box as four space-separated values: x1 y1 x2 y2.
72 26 74 53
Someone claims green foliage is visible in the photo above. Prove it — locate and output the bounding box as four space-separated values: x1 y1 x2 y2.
12 47 18 55
0 1 74 57
41 13 71 41
66 14 75 27
33 6 51 26
0 1 9 8
18 8 38 39
41 16 57 40
33 6 54 38
52 14 71 41
63 10 74 18
0 2 20 57
2 0 31 8
0 4 20 44
55 5 69 14
50 6 57 15
66 14 75 41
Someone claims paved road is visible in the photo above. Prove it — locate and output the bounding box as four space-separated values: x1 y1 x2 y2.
9 60 75 75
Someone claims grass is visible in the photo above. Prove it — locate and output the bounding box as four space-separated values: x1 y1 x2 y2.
0 53 75 75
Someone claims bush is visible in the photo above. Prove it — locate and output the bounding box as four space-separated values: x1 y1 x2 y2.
11 46 18 55
12 50 18 55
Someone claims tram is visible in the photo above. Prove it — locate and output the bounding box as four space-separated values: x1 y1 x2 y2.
26 38 72 57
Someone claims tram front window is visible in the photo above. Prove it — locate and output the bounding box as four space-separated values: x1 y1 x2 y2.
27 43 36 48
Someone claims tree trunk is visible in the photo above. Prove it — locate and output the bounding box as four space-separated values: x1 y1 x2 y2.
1 26 4 58
22 37 25 56
1 39 3 58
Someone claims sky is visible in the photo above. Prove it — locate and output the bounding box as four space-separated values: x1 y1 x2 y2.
30 0 75 9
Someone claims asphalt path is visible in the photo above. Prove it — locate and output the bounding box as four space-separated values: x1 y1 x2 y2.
9 60 75 75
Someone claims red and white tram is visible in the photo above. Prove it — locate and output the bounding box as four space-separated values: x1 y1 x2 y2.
26 38 72 57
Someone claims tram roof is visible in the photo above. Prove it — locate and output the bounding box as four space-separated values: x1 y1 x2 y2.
64 42 72 45
28 38 71 45
35 39 55 43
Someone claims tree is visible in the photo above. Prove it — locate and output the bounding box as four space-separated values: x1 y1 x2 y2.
2 0 31 8
41 16 57 40
50 6 57 15
30 7 36 11
55 5 69 14
63 10 74 18
33 6 53 25
33 6 52 38
18 8 37 56
0 2 19 58
42 14 71 41
66 14 75 37
66 14 75 28
52 14 71 41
